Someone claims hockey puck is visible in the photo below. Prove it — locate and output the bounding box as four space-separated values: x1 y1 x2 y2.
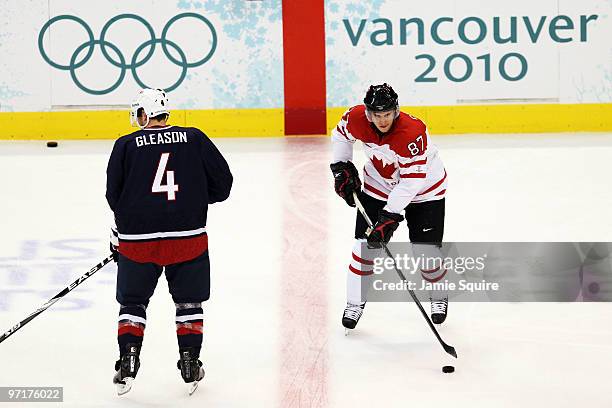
46 141 58 148
442 365 455 373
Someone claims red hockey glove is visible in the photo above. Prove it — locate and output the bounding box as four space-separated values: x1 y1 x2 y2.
367 210 404 248
330 161 361 207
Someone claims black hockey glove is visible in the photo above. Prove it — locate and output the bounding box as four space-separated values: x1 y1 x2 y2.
367 210 404 248
330 161 361 207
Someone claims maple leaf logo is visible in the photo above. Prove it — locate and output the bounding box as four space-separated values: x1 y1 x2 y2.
371 154 396 179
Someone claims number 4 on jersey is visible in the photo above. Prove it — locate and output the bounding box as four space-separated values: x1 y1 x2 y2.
152 152 179 200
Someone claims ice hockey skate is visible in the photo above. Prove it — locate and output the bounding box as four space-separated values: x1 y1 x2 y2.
342 302 366 334
177 348 205 395
113 344 141 396
430 297 448 325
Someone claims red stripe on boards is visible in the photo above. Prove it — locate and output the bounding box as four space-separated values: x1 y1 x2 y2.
282 0 327 135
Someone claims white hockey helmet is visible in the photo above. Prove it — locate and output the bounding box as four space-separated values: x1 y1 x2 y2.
130 88 170 128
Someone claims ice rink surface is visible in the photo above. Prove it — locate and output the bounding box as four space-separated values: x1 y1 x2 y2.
1 132 612 407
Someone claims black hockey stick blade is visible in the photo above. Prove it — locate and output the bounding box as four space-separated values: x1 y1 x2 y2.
0 255 114 345
445 343 458 358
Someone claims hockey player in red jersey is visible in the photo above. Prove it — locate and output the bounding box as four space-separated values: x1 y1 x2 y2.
330 83 448 331
106 88 232 395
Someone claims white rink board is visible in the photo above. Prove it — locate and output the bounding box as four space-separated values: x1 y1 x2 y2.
0 1 283 111
1 1 610 112
325 0 612 106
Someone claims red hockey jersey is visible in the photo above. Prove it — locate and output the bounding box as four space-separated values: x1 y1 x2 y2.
331 105 447 213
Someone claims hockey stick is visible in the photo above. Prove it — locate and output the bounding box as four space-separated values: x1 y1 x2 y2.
352 192 457 358
0 254 114 345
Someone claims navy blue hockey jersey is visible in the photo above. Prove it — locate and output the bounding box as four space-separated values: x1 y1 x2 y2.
106 125 232 266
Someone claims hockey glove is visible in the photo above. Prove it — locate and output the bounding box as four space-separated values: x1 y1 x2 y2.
330 161 361 207
367 210 404 248
110 227 119 262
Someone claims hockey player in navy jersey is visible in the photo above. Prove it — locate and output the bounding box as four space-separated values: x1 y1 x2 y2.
106 88 232 395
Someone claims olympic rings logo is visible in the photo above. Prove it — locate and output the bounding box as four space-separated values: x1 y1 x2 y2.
38 13 217 95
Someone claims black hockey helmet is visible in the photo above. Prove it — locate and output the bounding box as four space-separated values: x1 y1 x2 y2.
363 83 399 112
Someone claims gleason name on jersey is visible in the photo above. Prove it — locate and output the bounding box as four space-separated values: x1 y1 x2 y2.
135 131 188 147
